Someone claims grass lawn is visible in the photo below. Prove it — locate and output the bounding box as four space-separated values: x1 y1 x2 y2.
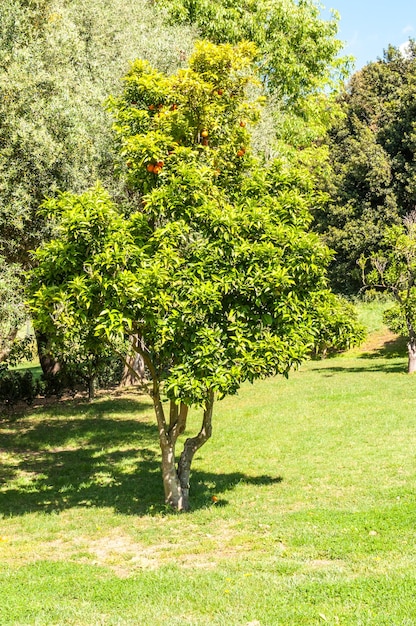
0 310 415 624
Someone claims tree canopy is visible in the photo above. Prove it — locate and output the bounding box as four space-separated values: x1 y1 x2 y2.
160 0 347 104
0 0 194 267
315 42 416 292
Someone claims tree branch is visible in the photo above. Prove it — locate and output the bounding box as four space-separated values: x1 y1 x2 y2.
168 401 189 444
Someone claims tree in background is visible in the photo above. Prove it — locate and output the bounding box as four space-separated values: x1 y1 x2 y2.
161 0 350 230
0 259 26 362
160 0 346 104
29 42 364 510
359 211 416 373
316 42 416 293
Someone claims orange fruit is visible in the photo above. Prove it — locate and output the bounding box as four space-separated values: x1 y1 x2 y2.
146 163 155 172
237 149 245 157
201 130 209 138
240 120 246 127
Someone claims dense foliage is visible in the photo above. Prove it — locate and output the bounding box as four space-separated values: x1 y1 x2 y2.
316 42 416 292
160 0 346 103
0 258 26 362
0 0 194 362
160 0 349 176
29 42 364 509
0 365 41 408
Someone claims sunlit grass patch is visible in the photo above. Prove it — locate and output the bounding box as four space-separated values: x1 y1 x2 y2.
0 319 415 624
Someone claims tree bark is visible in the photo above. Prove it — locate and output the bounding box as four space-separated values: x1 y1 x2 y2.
0 328 18 362
35 330 60 376
177 389 214 511
119 335 147 387
408 337 416 374
87 374 97 401
152 389 185 510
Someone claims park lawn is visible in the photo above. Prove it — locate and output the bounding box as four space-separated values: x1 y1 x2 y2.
0 325 415 624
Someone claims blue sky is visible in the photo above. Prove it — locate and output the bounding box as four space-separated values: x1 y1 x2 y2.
321 0 415 70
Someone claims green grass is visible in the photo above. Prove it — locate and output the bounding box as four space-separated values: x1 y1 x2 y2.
1 316 415 624
354 298 392 334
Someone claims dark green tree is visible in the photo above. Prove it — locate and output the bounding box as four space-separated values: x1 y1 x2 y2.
316 41 416 292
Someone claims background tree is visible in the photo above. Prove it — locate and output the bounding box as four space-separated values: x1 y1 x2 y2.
29 42 363 511
160 0 346 104
316 42 416 293
359 211 416 373
0 258 26 362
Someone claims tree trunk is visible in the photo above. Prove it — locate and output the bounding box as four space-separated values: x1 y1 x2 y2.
408 337 416 373
177 389 214 511
35 330 60 376
152 391 186 510
161 442 186 510
0 328 18 362
87 374 97 401
119 336 147 387
152 386 214 511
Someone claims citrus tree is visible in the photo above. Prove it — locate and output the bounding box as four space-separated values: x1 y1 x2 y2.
29 42 363 510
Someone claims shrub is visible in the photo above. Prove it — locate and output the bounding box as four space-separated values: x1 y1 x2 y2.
0 366 41 409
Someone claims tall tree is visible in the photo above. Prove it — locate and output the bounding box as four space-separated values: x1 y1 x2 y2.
316 42 416 292
160 0 346 103
0 0 194 266
29 42 363 510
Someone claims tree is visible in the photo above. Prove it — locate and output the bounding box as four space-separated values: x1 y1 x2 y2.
359 211 416 373
0 258 26 362
160 0 349 160
160 0 346 104
0 0 194 266
29 42 362 511
316 42 416 292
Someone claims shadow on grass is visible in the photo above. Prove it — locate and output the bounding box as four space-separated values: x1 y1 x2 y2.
313 361 406 375
0 397 282 517
358 335 407 360
310 335 408 376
